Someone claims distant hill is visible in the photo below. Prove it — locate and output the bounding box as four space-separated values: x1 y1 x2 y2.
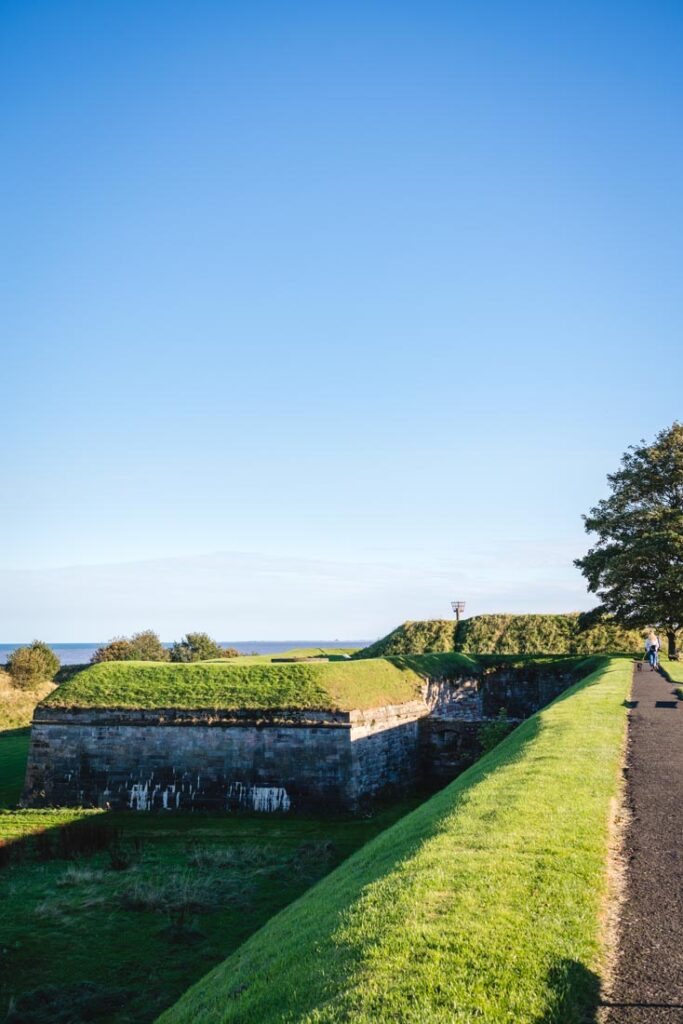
358 613 644 657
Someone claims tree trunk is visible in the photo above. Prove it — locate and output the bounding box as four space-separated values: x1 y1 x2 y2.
667 630 678 659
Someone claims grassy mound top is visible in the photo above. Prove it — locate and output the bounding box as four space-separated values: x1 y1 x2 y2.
158 657 630 1024
361 612 644 657
42 653 475 713
220 648 359 665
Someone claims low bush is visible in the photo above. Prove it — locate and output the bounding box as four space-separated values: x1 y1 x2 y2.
91 630 169 663
6 642 60 691
170 632 238 662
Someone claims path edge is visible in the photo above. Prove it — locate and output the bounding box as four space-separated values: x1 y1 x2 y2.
596 661 634 1022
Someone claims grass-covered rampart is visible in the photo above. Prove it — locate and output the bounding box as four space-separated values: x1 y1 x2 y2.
158 657 631 1024
42 653 475 713
360 613 643 657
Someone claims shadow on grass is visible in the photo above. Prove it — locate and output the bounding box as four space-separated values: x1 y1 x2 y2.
535 959 600 1023
0 726 32 739
0 812 114 868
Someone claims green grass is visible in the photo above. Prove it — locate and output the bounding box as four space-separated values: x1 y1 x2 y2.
220 648 359 665
0 807 102 845
158 657 631 1024
0 671 55 731
42 653 475 712
0 803 419 1024
0 672 56 809
0 729 32 808
360 614 644 657
659 656 683 695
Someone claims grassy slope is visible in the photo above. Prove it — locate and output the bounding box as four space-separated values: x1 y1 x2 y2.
159 658 631 1024
458 613 643 655
42 653 474 712
359 621 457 658
360 614 644 657
0 671 55 731
0 671 56 808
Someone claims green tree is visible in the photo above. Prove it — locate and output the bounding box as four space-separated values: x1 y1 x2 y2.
169 632 237 662
91 638 135 663
6 641 60 690
128 630 169 661
575 422 683 657
91 630 168 663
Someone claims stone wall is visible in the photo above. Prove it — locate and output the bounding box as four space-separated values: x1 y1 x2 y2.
22 669 582 812
419 667 582 787
348 701 427 803
22 698 441 813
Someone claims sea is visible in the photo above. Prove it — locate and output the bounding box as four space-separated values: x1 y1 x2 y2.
0 640 370 666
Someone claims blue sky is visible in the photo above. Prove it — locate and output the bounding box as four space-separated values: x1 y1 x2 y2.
2 1 682 640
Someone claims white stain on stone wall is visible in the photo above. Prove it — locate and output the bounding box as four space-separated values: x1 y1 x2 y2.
226 782 291 812
128 782 150 810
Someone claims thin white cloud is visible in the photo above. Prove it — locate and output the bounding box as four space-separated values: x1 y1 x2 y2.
0 548 593 642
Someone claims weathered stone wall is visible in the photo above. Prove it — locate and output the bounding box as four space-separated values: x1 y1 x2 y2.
419 668 581 787
22 670 581 812
419 719 482 785
348 702 427 802
479 669 576 720
22 699 441 812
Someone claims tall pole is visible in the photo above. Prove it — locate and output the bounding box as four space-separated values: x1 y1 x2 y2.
451 601 466 622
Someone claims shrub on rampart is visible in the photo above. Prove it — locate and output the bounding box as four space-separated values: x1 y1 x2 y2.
92 631 169 664
169 633 238 662
6 642 60 691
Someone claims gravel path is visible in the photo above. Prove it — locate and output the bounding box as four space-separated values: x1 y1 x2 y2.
601 662 683 1022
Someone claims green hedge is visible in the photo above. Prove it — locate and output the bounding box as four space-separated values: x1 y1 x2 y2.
359 613 643 657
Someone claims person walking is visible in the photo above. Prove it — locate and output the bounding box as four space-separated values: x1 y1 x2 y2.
645 630 660 670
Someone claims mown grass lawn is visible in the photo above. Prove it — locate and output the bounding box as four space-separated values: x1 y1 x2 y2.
43 653 476 712
159 658 631 1024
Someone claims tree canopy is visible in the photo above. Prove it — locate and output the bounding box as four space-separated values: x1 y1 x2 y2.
575 422 683 654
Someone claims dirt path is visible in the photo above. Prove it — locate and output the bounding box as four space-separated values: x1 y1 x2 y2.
601 662 683 1022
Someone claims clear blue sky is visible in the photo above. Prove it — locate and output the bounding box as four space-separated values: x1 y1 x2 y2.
2 1 682 640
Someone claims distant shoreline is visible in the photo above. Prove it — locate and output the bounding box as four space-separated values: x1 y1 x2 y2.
0 640 370 666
